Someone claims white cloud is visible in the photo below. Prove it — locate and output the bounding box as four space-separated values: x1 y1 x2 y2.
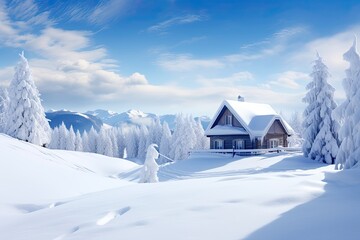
269 71 310 89
147 14 206 33
290 25 360 102
0 2 149 109
126 72 148 85
157 53 224 71
197 72 254 87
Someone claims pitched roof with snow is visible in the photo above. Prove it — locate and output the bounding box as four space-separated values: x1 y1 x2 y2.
205 100 294 138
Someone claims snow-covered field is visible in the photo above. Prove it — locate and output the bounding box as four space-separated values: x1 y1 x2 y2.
0 134 359 240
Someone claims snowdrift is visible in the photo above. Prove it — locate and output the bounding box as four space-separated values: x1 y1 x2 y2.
1 134 360 240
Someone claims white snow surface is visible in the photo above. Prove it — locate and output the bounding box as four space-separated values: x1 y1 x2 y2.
0 134 359 239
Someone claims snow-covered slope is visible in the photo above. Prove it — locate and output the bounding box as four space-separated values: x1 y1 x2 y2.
1 134 359 240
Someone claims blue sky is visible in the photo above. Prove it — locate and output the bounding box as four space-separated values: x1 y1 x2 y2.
1 0 360 117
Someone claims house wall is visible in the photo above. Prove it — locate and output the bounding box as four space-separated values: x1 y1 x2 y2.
210 135 252 149
261 120 288 148
213 107 243 128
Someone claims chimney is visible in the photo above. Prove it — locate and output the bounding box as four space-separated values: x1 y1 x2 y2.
238 95 245 102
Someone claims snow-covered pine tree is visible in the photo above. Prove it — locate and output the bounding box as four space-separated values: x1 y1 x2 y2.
308 53 339 164
66 125 76 151
97 127 114 157
0 87 9 133
302 53 324 158
138 125 149 161
139 144 160 183
109 128 119 157
287 111 304 147
333 38 360 169
49 127 60 149
74 130 83 151
125 127 139 159
147 117 162 147
115 127 125 158
82 130 90 152
193 117 209 150
159 121 172 163
6 52 51 146
170 114 196 161
87 126 98 153
58 122 68 150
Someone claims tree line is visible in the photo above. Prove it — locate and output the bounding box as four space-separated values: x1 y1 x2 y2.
1 39 360 170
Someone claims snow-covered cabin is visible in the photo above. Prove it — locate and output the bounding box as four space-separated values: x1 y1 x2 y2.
205 97 294 149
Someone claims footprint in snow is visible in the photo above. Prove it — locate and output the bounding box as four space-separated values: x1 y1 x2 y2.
53 226 80 240
96 206 131 226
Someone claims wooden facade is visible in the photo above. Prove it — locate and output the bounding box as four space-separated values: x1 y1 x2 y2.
206 103 292 150
210 135 252 149
213 107 244 128
261 120 288 148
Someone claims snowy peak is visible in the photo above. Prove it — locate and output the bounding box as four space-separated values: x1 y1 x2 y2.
85 109 118 120
46 110 103 132
86 109 210 129
126 109 149 119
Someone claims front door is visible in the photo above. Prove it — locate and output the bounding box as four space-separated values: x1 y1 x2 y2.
234 139 245 149
214 139 224 149
269 138 279 148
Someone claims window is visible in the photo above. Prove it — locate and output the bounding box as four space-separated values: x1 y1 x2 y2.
214 139 224 149
233 139 245 149
269 138 279 148
225 115 232 125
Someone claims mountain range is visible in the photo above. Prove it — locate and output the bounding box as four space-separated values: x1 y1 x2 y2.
46 109 211 132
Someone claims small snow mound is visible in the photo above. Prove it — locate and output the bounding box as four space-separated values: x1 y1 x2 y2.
96 206 131 226
96 211 117 226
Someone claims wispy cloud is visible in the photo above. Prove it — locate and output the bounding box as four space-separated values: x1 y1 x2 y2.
147 14 207 33
88 0 132 24
56 0 134 25
157 53 224 71
227 26 307 62
269 71 310 89
197 72 254 87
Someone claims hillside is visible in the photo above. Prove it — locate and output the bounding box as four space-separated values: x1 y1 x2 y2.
46 110 104 132
0 134 359 240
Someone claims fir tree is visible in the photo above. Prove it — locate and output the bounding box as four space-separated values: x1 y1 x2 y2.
67 125 76 151
97 127 114 157
88 126 98 153
58 122 68 150
334 38 360 169
74 130 83 151
159 121 172 163
308 53 339 164
0 87 9 133
49 127 60 149
6 52 51 146
82 130 90 152
138 125 149 161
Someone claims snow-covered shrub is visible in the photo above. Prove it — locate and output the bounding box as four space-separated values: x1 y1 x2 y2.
139 144 160 183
